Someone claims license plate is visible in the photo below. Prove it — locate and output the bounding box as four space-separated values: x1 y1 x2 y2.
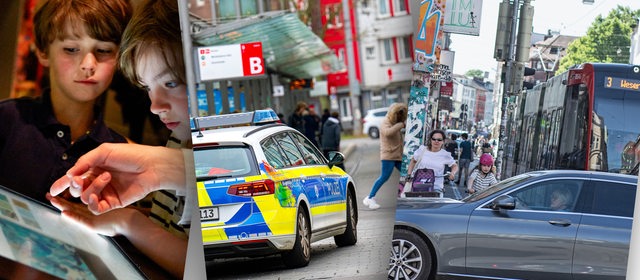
200 207 219 221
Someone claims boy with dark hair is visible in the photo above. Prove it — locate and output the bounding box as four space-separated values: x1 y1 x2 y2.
0 0 132 203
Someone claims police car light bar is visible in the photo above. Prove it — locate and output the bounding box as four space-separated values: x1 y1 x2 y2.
193 109 280 130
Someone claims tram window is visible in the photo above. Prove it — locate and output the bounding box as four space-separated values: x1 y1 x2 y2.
558 84 588 170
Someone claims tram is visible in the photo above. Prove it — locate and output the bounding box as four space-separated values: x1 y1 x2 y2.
503 63 640 177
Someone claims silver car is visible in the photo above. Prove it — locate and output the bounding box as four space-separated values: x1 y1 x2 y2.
390 170 635 280
362 107 388 139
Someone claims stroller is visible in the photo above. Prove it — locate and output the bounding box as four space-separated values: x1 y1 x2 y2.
400 168 449 198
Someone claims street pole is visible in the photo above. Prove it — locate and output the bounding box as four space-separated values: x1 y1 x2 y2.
495 0 518 180
342 0 362 135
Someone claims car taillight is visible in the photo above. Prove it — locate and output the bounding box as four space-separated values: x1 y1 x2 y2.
227 180 275 196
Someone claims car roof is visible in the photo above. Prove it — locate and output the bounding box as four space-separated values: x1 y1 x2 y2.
192 123 293 147
367 107 388 113
515 169 637 184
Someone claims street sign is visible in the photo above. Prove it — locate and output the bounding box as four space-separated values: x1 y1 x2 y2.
196 42 265 81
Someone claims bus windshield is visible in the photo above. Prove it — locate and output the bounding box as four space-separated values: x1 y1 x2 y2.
591 78 640 173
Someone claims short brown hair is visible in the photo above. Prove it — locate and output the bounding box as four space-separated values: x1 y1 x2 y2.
118 0 184 88
426 129 446 150
33 0 132 54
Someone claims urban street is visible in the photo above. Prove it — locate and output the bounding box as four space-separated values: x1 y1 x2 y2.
205 137 399 279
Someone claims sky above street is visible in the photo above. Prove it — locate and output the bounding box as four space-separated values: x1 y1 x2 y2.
449 0 640 76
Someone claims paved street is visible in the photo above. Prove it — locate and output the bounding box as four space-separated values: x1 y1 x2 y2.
205 137 397 280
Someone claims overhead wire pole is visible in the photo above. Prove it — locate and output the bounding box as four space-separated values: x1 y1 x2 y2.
177 2 206 279
342 0 362 135
495 0 518 180
179 1 199 118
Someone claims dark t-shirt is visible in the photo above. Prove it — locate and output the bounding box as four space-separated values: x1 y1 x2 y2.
0 90 127 203
444 141 458 158
459 140 474 160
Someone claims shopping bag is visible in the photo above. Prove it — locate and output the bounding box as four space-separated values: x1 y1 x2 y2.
403 181 413 194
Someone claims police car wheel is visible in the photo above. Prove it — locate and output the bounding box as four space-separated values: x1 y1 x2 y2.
282 208 311 268
335 189 357 246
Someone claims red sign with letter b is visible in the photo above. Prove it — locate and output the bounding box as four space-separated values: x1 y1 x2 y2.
241 42 265 76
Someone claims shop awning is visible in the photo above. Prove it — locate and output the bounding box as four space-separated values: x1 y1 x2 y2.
192 11 343 79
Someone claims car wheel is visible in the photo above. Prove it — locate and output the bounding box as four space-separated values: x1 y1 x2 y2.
334 190 357 246
388 228 432 280
281 208 311 268
369 127 380 139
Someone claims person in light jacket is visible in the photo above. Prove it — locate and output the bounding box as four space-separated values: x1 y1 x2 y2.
363 103 407 210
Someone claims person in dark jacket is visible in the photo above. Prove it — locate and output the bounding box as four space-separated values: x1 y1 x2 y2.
321 111 344 170
288 101 307 133
303 106 321 147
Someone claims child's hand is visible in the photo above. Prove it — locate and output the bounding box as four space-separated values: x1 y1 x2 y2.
46 193 138 237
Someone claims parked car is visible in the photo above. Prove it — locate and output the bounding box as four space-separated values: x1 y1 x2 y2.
192 109 358 268
390 170 635 280
362 107 388 139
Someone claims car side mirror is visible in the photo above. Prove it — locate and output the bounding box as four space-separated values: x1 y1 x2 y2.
490 195 516 210
328 151 345 169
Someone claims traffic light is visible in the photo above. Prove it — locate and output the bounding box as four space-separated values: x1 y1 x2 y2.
504 62 536 94
522 66 535 89
494 1 513 61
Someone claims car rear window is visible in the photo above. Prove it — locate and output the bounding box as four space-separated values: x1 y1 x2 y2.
194 146 257 180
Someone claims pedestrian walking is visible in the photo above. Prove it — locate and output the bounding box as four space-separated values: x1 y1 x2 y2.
303 106 321 147
321 111 344 170
363 103 407 210
288 101 307 133
443 134 458 182
456 133 474 187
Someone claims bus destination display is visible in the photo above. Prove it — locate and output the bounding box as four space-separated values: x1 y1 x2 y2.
604 76 640 91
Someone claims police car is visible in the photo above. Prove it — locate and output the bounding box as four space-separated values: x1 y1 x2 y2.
192 110 357 267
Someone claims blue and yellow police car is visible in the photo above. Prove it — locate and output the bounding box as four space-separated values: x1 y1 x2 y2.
192 109 358 267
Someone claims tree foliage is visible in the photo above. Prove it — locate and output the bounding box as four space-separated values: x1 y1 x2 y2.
465 69 484 78
557 6 640 74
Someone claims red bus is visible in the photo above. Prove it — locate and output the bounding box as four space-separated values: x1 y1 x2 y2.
503 63 640 177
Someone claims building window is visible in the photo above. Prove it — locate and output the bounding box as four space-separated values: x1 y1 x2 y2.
366 47 375 60
240 0 257 16
218 1 237 20
387 88 400 104
262 0 286 11
381 38 394 64
397 35 412 62
549 47 559 54
378 0 390 17
372 90 383 108
337 48 346 63
325 4 343 29
392 0 407 14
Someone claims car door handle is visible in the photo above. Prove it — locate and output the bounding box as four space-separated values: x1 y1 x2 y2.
548 219 572 227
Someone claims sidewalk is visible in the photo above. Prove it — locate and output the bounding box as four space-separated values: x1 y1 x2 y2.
340 136 363 159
